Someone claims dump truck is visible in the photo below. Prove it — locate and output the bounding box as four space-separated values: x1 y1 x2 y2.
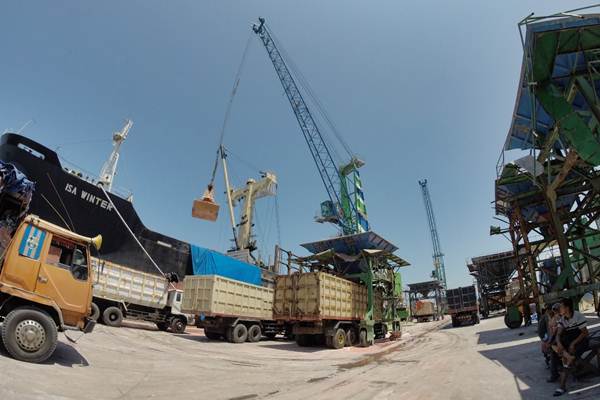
413 300 437 322
447 285 479 327
90 259 191 333
274 271 387 349
182 274 284 342
0 160 100 363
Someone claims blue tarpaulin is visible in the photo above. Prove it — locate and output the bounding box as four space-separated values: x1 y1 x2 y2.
190 245 262 286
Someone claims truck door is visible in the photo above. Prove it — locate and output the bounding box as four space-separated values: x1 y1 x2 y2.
0 223 46 292
35 235 92 325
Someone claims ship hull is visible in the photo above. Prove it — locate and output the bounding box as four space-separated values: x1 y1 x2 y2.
0 133 191 279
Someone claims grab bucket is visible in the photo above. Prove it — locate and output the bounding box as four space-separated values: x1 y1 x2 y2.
192 187 219 221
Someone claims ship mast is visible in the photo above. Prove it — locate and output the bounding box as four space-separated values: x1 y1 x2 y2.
99 119 133 192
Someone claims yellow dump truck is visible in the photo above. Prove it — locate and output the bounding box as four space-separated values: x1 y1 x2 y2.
182 275 284 343
0 215 100 363
274 271 386 349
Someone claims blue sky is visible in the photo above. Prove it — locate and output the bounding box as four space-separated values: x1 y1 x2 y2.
1 1 592 288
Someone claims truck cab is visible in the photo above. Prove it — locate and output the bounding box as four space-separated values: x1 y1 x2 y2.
167 289 194 327
0 215 101 363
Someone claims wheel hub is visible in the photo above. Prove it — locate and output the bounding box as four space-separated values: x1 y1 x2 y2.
15 319 46 352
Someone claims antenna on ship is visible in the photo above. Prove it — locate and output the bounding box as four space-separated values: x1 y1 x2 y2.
99 119 133 192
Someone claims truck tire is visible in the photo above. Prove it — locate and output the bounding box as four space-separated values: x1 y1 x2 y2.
231 324 248 343
451 316 458 328
325 335 333 348
504 312 522 329
1 307 58 363
359 329 370 347
102 307 123 327
247 324 262 342
345 328 357 347
170 317 186 334
90 303 100 322
332 328 346 349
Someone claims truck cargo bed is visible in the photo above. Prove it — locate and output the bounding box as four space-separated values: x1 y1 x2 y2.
92 258 169 309
182 275 273 320
274 272 368 321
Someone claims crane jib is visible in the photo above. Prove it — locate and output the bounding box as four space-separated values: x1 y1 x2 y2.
252 18 369 235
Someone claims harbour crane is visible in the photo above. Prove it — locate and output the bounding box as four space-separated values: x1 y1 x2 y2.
252 17 369 235
99 119 133 192
419 179 447 289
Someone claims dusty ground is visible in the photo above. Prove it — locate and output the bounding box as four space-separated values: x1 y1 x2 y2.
1 314 599 400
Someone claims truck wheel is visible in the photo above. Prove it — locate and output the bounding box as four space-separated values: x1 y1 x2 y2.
451 316 457 328
102 307 123 327
247 324 262 342
332 328 346 349
359 329 370 347
170 317 186 334
1 307 58 363
325 335 333 348
90 303 100 322
345 329 357 347
231 324 248 343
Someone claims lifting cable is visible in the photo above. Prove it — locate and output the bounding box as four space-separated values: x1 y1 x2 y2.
268 27 355 162
208 32 253 189
99 185 176 289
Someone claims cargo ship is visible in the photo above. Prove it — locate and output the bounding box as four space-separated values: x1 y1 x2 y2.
0 132 192 278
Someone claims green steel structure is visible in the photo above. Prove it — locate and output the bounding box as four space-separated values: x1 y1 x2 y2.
493 8 600 328
282 231 409 344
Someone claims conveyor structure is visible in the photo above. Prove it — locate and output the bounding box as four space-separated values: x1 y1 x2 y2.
493 8 600 328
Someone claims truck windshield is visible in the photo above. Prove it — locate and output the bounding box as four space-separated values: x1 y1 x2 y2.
47 237 88 281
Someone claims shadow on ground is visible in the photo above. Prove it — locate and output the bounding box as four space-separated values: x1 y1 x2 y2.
477 325 538 346
479 323 600 400
0 339 89 367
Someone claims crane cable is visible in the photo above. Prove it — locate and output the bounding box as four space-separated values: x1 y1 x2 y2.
208 32 253 189
267 26 355 162
99 185 176 290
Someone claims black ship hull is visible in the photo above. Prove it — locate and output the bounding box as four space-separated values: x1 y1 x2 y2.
0 133 191 279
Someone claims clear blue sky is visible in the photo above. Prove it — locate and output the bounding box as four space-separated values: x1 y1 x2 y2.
0 1 590 288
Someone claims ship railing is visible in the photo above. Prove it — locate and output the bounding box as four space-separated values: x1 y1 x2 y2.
59 156 133 201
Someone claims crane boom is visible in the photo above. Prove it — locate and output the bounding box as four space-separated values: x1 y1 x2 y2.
419 179 447 289
99 119 133 192
252 17 368 234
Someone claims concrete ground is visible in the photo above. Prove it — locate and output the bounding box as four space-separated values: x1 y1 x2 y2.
1 315 599 400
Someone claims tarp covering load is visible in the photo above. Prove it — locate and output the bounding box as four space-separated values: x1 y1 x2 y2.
0 160 35 255
0 160 34 210
190 245 262 286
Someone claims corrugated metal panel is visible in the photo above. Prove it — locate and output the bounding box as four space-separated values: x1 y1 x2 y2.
91 257 168 309
274 272 368 321
182 275 273 320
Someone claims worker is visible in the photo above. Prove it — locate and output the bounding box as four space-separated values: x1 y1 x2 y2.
551 297 590 397
538 304 553 366
544 303 561 381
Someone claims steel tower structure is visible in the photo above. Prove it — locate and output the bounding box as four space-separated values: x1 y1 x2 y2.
252 17 369 235
419 179 447 289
